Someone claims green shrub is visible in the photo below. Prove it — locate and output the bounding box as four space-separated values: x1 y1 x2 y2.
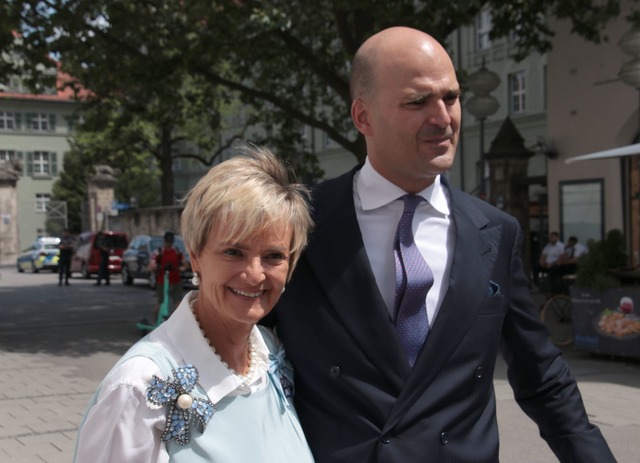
575 229 628 290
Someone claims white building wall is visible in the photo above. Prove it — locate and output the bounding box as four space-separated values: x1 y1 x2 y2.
546 14 632 242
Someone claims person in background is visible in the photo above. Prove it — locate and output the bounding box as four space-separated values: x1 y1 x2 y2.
148 231 185 320
273 27 614 462
536 231 566 292
74 145 315 462
94 231 111 286
556 235 588 276
58 228 74 286
538 231 565 272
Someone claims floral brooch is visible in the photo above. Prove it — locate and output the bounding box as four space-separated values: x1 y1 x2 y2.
268 345 295 400
146 364 215 445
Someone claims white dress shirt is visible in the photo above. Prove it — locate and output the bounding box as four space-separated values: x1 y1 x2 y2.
354 158 456 327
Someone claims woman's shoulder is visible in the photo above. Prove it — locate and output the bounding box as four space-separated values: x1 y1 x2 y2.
99 355 163 398
256 325 282 353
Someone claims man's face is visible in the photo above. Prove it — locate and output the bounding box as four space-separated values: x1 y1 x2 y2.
354 39 461 193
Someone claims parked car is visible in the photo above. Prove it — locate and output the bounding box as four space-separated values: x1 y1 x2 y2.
16 237 61 273
121 234 194 289
70 231 129 279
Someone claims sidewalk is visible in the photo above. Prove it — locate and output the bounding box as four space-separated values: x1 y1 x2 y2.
0 319 138 463
1 341 639 462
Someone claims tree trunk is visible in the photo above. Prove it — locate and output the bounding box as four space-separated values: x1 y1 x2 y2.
159 127 175 206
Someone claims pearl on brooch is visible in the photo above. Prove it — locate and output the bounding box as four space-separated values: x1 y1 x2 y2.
177 393 193 410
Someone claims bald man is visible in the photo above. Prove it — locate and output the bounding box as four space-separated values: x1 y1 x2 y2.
275 27 614 462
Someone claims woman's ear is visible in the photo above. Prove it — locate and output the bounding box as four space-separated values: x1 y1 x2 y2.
189 251 199 273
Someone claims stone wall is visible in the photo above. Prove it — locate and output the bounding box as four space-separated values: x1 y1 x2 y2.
108 205 184 239
0 160 22 265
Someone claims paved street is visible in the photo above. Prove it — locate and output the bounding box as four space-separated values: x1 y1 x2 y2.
0 265 639 462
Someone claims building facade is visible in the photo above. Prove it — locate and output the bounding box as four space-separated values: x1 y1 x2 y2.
546 12 639 265
0 73 80 262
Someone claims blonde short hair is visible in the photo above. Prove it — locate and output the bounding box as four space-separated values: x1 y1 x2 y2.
180 145 313 278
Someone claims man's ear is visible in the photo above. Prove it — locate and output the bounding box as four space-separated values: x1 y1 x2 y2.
351 98 373 136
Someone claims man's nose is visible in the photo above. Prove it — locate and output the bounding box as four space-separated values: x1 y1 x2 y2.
427 100 452 128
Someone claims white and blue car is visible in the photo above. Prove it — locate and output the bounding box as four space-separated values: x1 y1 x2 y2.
16 237 61 273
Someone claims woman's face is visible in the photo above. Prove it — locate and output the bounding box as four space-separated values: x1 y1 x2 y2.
190 222 292 329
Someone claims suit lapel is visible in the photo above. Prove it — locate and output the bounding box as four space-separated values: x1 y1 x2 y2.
384 184 503 430
306 169 411 390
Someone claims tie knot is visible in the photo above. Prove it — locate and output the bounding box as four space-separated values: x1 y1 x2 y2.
401 194 424 215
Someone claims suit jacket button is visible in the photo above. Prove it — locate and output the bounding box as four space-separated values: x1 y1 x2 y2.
440 432 449 445
474 366 485 379
329 365 341 378
381 435 391 444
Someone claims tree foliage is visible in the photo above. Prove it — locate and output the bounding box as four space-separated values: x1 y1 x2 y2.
4 0 634 178
576 229 630 290
51 104 164 232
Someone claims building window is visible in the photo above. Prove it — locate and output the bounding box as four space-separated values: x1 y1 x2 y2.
560 179 604 244
35 193 51 212
0 150 16 161
322 132 333 150
0 111 15 130
509 71 526 114
9 76 25 93
475 9 492 50
32 151 51 175
26 113 55 131
29 113 49 131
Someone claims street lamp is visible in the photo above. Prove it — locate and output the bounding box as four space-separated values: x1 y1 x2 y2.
466 60 500 199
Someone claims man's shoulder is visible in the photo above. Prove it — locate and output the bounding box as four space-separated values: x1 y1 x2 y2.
445 182 518 225
311 166 359 195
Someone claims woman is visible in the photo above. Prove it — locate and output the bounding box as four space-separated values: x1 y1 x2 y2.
74 145 314 462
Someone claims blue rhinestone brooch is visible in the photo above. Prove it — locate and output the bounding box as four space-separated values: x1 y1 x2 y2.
146 364 215 445
268 345 295 400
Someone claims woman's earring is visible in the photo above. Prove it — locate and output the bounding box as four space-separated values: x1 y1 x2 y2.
191 273 200 287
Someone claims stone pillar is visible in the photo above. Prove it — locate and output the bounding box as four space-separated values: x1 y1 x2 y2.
86 165 117 232
0 159 23 265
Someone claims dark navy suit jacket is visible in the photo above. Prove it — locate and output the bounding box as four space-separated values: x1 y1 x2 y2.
275 166 614 462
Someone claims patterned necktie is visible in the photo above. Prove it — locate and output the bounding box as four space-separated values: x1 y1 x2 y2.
393 195 433 367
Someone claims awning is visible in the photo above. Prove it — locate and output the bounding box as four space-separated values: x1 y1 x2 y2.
564 142 640 164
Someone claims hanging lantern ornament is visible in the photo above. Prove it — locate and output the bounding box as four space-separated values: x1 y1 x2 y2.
618 27 640 56
467 61 501 97
619 57 640 89
466 59 500 120
618 26 640 89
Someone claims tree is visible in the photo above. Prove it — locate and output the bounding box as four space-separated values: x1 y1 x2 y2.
51 106 164 232
6 0 635 169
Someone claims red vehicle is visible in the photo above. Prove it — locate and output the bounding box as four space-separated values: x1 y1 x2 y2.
70 231 129 279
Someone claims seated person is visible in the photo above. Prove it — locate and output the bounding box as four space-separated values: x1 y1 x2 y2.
555 235 588 276
533 231 565 290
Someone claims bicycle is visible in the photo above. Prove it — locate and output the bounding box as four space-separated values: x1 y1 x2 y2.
538 273 576 346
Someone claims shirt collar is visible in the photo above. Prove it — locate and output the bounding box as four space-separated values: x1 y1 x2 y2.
162 291 270 403
355 157 450 215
